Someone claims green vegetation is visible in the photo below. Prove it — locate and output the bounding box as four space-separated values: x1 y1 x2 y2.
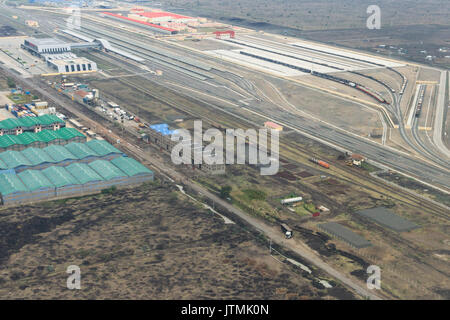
361 162 379 173
7 93 33 104
220 185 232 199
303 202 317 213
242 189 266 201
6 78 15 88
101 186 117 195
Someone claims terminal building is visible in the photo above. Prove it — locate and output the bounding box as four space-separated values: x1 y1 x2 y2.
22 37 98 74
23 37 71 55
47 57 97 73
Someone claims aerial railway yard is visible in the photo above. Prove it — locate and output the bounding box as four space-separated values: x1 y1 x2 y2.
0 4 449 300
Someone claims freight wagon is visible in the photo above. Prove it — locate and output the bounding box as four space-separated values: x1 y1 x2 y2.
309 158 330 169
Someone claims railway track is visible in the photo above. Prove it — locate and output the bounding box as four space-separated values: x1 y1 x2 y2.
96 58 450 221
95 51 449 220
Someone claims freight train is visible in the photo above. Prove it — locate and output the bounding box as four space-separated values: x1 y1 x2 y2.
415 85 426 117
311 71 389 104
239 51 390 105
387 67 408 95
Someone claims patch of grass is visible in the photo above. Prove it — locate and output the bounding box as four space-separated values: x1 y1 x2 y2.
361 162 379 173
242 189 266 201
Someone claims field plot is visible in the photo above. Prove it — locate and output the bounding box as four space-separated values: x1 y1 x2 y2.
0 183 352 300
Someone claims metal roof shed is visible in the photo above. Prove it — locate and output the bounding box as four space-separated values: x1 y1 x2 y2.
0 158 7 170
0 135 18 150
17 170 56 201
66 162 105 194
66 162 104 184
41 166 81 197
89 159 127 180
318 222 372 249
65 142 99 162
88 159 128 189
15 132 43 149
38 130 62 144
20 147 56 170
0 173 29 205
85 140 122 159
0 150 32 170
111 156 154 185
110 156 153 177
56 127 86 143
44 145 78 163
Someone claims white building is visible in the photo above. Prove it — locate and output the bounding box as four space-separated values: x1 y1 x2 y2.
47 57 97 73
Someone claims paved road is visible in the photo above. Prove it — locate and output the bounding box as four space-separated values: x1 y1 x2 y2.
433 71 450 158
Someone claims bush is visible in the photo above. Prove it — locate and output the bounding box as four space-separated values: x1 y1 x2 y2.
220 185 232 199
7 77 15 88
101 186 117 195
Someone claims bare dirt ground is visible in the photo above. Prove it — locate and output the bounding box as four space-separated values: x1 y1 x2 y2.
0 183 353 300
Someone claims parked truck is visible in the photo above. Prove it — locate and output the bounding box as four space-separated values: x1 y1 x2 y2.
280 223 293 239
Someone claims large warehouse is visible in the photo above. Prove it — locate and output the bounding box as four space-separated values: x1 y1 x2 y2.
0 114 65 136
0 127 86 151
0 156 154 205
0 139 124 173
102 12 178 35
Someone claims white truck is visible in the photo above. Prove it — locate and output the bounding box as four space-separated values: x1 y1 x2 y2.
280 223 293 239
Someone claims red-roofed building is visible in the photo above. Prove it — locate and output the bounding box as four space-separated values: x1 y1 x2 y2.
137 11 197 24
264 121 283 131
214 30 235 39
102 12 178 34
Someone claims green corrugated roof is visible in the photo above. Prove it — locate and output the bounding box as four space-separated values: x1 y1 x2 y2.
57 127 85 140
0 118 22 130
37 130 60 143
41 166 79 188
0 115 64 130
43 145 77 162
66 163 104 184
89 160 127 181
37 128 84 142
21 147 56 166
65 142 99 159
110 156 153 177
0 135 17 148
38 114 65 126
86 140 122 157
0 173 28 196
17 170 54 191
0 128 85 149
16 132 41 145
0 158 7 170
0 150 32 169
